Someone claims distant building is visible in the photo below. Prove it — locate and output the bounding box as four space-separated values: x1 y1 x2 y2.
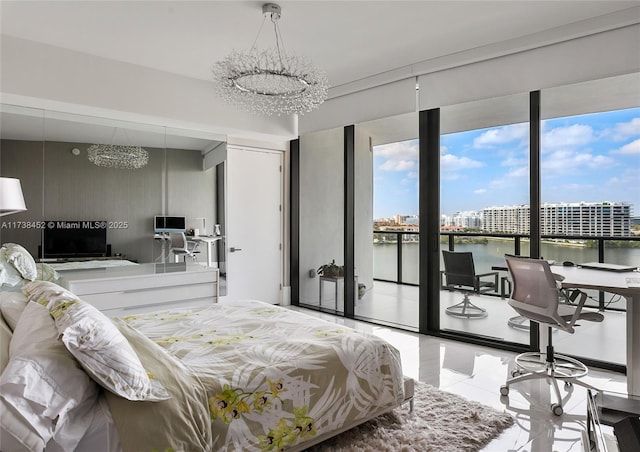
482 202 631 236
483 205 530 234
540 202 631 237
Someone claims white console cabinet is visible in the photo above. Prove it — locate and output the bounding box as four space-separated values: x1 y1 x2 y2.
59 263 218 316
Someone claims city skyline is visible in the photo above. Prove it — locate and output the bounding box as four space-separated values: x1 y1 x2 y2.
373 107 640 219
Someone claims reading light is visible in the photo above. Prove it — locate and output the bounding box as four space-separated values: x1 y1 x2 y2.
0 177 27 217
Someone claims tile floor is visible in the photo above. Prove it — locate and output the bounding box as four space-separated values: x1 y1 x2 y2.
288 305 628 451
310 280 627 367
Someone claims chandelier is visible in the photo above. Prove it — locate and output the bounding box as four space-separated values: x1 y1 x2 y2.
212 3 328 116
87 144 149 169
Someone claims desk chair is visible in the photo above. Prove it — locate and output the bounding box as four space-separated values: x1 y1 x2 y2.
169 232 200 263
441 250 498 318
499 256 603 416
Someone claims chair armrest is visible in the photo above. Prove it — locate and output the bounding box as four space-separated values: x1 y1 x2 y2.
567 289 589 326
474 271 499 291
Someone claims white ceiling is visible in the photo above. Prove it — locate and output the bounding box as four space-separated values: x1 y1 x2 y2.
1 1 638 91
1 1 638 148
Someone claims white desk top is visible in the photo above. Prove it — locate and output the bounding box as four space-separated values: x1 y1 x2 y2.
550 264 640 295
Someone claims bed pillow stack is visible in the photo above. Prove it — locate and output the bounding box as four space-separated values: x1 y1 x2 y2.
0 299 99 451
22 280 170 402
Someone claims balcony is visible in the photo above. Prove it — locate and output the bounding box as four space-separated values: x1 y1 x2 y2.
361 230 640 368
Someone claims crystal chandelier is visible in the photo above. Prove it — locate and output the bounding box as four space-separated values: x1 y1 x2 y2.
87 144 149 169
212 3 328 116
87 126 149 169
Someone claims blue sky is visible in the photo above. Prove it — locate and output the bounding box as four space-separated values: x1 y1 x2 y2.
374 107 640 218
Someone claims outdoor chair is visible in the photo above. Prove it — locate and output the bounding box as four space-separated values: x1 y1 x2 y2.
441 250 498 318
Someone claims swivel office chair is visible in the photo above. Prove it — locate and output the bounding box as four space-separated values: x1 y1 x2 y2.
169 232 200 263
499 256 603 416
441 250 498 318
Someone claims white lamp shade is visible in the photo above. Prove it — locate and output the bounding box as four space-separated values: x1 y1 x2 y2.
0 177 27 216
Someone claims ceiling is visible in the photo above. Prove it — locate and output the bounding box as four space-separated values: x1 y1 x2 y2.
1 1 638 91
1 1 638 148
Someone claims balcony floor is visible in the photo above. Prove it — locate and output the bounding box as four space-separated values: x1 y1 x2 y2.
310 280 626 366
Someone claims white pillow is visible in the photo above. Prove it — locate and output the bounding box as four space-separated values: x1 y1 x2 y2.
35 262 59 283
1 243 37 281
0 301 99 450
0 291 28 330
0 259 23 287
0 315 11 373
25 281 170 402
22 280 78 308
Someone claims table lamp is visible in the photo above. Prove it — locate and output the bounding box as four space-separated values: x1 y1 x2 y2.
0 177 27 216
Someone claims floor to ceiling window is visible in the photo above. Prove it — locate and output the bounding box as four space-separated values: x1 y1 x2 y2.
439 93 530 346
356 113 419 330
540 73 640 367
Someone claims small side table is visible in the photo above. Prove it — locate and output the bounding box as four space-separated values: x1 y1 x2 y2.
319 275 344 310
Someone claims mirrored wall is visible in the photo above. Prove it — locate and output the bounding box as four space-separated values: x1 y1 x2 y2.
0 104 228 293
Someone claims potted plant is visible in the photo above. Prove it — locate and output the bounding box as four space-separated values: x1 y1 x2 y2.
317 259 344 278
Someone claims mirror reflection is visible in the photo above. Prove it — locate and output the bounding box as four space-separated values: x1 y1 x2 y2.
0 104 227 294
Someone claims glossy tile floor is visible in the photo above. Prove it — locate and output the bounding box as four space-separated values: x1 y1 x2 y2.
311 280 627 366
288 306 628 451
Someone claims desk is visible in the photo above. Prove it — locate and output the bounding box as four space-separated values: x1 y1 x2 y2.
188 236 221 268
550 265 640 397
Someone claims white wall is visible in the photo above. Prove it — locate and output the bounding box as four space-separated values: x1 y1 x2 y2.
298 128 344 305
0 35 297 144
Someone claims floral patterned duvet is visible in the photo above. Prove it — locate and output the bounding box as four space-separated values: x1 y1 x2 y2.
104 300 405 452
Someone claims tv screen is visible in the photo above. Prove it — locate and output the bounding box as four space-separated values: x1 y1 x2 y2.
43 220 108 259
154 215 186 233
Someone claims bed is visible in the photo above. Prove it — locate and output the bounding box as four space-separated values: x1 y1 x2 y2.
0 243 412 452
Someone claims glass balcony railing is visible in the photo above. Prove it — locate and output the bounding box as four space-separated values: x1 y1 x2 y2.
373 230 640 309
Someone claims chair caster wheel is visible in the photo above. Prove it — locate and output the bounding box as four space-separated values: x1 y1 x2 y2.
500 386 509 396
511 370 521 377
551 403 563 416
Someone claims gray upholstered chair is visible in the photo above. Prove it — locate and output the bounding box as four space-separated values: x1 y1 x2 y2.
499 256 603 416
441 250 498 318
169 232 200 263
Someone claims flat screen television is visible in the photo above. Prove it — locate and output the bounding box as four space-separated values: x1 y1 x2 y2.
154 215 186 233
42 220 108 259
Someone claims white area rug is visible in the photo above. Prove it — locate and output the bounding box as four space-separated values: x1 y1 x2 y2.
308 381 514 451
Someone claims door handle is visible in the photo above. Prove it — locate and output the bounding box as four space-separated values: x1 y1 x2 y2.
230 247 242 252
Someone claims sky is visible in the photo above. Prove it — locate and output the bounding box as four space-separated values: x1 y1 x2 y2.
373 107 640 219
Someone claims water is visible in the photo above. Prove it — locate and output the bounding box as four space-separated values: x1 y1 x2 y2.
373 239 640 284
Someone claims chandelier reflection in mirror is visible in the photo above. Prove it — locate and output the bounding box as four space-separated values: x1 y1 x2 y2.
212 3 328 116
87 144 149 169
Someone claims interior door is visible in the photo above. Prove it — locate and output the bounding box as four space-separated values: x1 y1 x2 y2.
225 147 283 304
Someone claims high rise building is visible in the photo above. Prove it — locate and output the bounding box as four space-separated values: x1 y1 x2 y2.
481 202 631 236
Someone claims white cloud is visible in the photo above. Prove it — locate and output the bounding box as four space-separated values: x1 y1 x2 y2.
375 140 419 173
379 159 416 171
375 141 418 160
542 149 616 175
440 153 484 170
440 145 448 154
474 188 487 194
500 153 528 168
612 138 640 155
541 123 594 150
473 123 528 148
612 117 640 141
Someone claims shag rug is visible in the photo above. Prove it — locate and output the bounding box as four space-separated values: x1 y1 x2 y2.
307 381 514 452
